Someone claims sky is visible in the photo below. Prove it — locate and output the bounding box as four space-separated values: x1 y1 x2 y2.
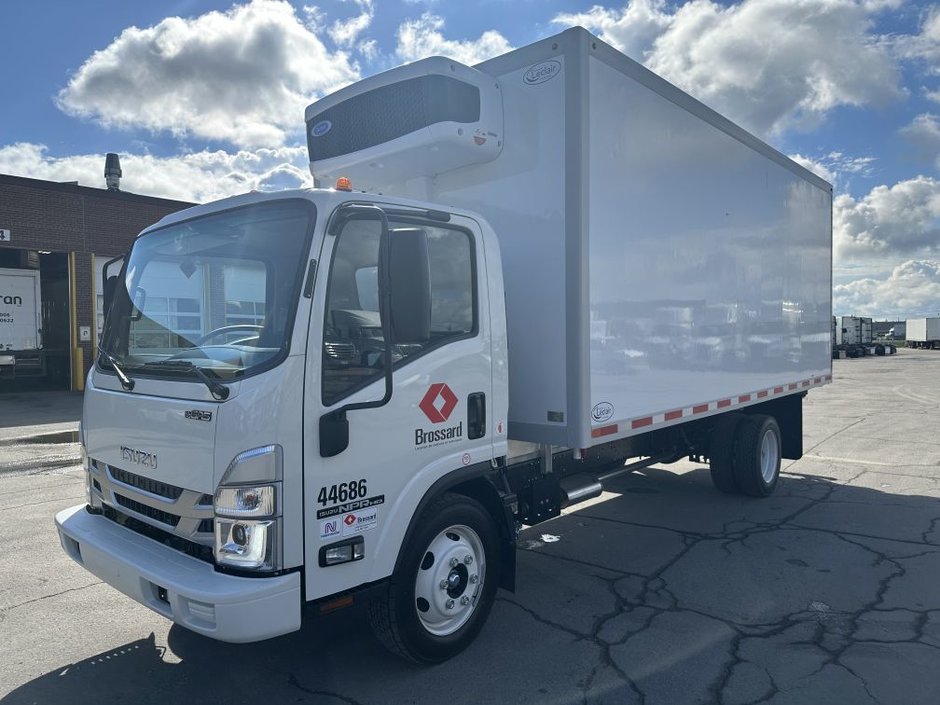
1 0 939 319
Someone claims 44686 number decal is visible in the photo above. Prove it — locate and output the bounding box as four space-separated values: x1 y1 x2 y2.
317 479 368 506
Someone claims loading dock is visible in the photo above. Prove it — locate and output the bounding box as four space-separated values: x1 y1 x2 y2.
0 172 191 391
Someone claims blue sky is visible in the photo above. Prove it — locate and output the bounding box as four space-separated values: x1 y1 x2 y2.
1 0 939 317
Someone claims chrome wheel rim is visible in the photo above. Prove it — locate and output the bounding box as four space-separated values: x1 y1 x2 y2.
760 428 780 483
414 524 486 637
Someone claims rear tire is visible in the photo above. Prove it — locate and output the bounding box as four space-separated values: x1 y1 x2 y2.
369 493 500 664
732 415 781 497
709 413 742 494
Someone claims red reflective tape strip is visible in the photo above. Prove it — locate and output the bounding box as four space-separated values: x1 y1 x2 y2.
825 374 832 381
592 424 618 438
632 417 653 429
801 380 810 387
739 394 751 403
717 399 732 408
664 409 683 421
774 387 784 394
788 383 798 390
693 404 709 414
757 390 768 398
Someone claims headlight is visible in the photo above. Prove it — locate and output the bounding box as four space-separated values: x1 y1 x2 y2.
215 485 276 517
215 519 279 570
214 446 283 572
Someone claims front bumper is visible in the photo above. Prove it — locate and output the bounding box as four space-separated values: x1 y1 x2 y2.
55 504 301 643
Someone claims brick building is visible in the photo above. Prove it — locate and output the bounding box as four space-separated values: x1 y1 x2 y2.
0 172 191 390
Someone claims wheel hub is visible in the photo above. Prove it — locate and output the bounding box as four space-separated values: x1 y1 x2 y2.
414 524 486 636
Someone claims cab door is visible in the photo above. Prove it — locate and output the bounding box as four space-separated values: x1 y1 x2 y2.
302 205 494 601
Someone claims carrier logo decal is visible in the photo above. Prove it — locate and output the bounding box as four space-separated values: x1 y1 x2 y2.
592 402 614 423
523 60 561 85
419 383 458 423
310 119 332 137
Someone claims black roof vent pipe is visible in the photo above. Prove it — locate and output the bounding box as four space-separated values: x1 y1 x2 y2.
104 153 122 191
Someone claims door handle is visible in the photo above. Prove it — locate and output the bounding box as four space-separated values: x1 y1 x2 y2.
467 392 486 440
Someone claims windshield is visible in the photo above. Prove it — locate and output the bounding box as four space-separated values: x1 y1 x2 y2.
100 199 315 382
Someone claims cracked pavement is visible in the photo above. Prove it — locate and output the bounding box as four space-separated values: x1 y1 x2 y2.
2 352 940 704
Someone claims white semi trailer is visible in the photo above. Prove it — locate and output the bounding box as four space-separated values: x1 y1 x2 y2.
906 318 940 349
56 28 832 663
0 267 45 379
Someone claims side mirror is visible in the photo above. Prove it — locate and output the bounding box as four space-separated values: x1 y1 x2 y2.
383 228 431 344
103 275 118 317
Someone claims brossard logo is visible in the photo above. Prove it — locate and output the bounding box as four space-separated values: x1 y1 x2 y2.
1 294 23 306
415 383 463 448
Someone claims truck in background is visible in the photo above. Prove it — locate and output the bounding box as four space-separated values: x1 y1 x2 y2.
832 315 893 358
0 267 45 379
56 27 832 663
906 318 940 350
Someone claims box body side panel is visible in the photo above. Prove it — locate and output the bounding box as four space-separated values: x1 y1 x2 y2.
434 45 572 444
585 56 832 444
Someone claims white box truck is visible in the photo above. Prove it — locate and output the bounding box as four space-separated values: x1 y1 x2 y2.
906 318 940 349
0 267 45 379
56 28 832 663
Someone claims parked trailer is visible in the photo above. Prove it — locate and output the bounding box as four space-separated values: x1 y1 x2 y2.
907 318 940 350
0 267 45 379
835 315 873 358
56 28 833 663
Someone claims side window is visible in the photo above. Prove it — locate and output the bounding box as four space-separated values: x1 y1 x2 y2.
322 217 477 405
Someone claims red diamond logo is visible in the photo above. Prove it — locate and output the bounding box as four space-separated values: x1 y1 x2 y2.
419 383 458 424
344 514 357 526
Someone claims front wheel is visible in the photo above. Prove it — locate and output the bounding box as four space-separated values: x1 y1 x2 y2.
369 493 500 663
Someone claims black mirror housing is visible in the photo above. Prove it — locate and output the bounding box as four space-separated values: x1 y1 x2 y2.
384 228 431 344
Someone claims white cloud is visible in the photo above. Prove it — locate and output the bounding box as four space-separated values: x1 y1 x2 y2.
834 176 940 262
0 142 310 203
896 5 940 74
834 260 940 318
395 13 512 65
927 89 940 104
900 113 940 170
57 0 359 149
329 0 374 48
554 0 903 137
789 154 835 183
554 0 670 60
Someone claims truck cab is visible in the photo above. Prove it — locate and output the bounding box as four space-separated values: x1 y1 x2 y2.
58 188 511 660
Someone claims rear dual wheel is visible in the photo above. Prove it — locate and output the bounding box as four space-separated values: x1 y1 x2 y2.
709 414 781 497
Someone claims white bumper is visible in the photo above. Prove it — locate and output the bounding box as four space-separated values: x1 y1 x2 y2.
55 504 302 643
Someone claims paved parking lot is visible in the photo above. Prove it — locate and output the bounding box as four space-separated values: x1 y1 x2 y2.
2 351 939 705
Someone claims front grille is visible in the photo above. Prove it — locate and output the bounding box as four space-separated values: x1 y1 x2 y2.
114 494 180 527
109 465 183 500
91 458 215 547
102 505 214 564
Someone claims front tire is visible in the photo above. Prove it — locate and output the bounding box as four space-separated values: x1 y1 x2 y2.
369 493 500 663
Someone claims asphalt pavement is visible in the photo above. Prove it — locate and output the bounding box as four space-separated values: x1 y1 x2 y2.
2 352 940 705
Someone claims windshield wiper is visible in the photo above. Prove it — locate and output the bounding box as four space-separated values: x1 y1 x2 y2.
98 349 135 391
143 360 230 401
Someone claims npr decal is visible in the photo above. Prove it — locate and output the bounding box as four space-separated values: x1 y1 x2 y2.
316 494 385 520
415 383 463 450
